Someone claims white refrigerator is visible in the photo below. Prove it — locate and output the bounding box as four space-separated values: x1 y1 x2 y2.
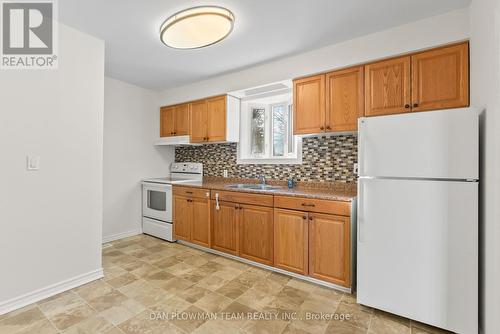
357 108 478 334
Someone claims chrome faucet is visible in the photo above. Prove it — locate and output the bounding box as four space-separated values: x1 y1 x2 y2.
260 175 266 185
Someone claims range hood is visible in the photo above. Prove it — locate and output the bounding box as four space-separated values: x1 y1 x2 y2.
154 135 190 146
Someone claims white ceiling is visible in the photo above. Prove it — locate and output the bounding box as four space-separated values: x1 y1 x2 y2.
58 0 470 91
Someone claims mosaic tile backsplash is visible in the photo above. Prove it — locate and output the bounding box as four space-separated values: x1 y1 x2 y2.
175 135 358 182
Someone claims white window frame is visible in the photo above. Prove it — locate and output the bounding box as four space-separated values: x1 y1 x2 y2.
237 100 302 165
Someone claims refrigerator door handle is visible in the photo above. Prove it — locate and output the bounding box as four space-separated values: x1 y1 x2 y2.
358 118 365 176
358 179 364 243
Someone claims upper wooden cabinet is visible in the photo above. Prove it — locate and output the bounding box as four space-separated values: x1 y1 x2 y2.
365 42 469 116
160 94 240 143
293 74 326 135
160 106 175 137
364 56 411 117
411 43 469 112
294 42 469 129
189 99 208 142
160 104 189 137
174 104 189 136
326 66 364 131
206 96 227 142
189 95 240 143
294 66 364 134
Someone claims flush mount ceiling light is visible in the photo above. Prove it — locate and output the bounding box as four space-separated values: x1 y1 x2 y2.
160 6 235 49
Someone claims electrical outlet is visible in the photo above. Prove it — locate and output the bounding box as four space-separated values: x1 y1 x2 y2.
27 155 40 171
223 169 228 178
353 163 358 175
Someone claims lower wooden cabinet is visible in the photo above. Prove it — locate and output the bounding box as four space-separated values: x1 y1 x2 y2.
309 213 351 287
173 188 210 247
173 195 192 241
239 204 274 266
191 197 210 247
211 201 274 265
273 209 309 275
211 200 240 255
176 187 353 289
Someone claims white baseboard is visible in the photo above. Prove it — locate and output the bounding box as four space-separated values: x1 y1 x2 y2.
0 268 103 316
102 228 142 244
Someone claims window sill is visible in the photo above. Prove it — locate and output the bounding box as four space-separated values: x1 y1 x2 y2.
237 156 303 165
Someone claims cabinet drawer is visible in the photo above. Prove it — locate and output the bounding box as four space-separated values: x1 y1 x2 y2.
173 186 210 199
274 196 350 216
211 190 274 207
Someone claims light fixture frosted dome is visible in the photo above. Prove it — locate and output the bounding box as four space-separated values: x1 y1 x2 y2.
160 6 234 49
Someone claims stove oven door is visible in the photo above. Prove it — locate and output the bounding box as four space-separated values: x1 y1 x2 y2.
142 183 172 222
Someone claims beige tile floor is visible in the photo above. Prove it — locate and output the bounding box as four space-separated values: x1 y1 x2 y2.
0 234 452 334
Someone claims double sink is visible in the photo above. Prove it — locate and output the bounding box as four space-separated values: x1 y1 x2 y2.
225 183 283 191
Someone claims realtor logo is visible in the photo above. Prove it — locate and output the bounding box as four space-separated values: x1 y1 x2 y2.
1 0 58 69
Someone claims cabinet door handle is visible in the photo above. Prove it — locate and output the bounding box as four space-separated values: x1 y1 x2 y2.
320 126 325 131
186 191 193 194
404 104 410 109
302 216 307 220
235 204 239 209
326 125 331 130
309 215 313 220
413 103 419 108
301 203 316 207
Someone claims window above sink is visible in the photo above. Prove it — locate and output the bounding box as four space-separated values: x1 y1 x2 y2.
230 81 302 165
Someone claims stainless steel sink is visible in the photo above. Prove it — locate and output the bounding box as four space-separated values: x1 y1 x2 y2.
225 183 283 191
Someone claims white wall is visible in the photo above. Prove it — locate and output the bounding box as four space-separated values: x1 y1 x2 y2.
0 24 104 313
103 78 174 242
159 8 469 105
470 1 500 333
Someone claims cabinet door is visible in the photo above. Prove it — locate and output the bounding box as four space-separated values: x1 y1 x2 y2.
191 197 210 247
365 56 411 116
293 74 326 135
173 196 192 241
309 213 350 287
273 209 308 275
211 200 239 255
206 96 226 142
174 104 190 136
411 42 469 112
326 66 364 132
160 106 175 137
239 204 274 266
189 100 208 143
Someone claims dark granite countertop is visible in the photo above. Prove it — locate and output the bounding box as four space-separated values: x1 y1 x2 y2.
175 177 357 202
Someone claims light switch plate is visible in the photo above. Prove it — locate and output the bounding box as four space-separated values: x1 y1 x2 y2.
27 155 40 171
223 169 228 178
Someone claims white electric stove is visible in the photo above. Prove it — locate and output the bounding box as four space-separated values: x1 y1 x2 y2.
141 162 203 241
